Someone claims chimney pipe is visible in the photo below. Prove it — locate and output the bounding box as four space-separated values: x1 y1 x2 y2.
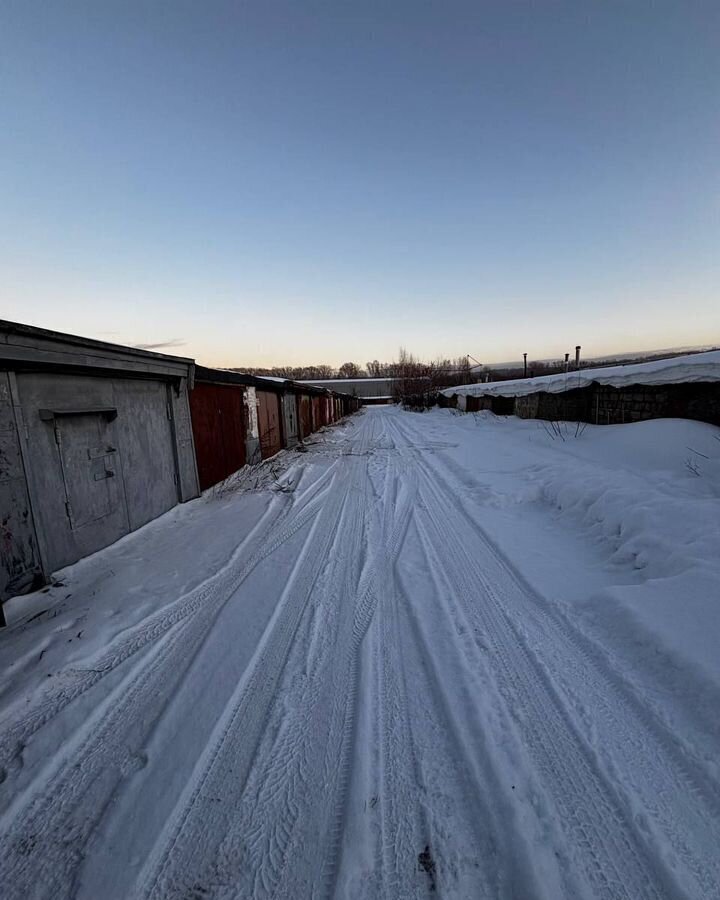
575 345 581 369
523 353 527 378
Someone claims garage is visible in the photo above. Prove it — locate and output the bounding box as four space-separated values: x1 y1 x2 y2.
0 320 199 612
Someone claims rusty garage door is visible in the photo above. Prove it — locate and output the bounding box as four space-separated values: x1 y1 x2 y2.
297 394 313 440
311 396 322 431
257 390 283 459
189 382 247 490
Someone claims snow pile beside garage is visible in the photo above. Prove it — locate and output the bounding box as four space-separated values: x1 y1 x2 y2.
533 418 720 577
442 349 720 398
432 409 720 686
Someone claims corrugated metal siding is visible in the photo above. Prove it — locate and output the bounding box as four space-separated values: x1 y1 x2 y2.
189 382 247 491
258 390 283 459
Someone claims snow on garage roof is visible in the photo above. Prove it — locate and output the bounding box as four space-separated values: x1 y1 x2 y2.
442 349 720 399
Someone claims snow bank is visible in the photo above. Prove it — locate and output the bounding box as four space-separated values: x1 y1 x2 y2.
443 349 720 398
429 409 720 687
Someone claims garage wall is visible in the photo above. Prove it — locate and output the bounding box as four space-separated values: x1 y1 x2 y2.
0 373 42 602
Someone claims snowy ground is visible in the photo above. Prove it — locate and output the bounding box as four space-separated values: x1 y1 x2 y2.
1 405 720 900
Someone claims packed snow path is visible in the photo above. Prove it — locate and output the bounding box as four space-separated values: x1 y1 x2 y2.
1 406 720 900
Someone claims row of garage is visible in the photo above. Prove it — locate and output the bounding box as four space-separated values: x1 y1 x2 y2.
440 350 720 426
190 367 360 492
0 320 360 618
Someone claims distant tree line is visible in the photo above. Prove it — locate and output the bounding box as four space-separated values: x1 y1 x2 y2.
232 354 478 399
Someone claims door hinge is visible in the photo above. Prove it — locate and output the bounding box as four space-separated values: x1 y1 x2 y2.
166 402 173 420
64 500 73 520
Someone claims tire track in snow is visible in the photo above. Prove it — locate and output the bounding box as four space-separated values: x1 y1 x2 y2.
318 452 418 898
0 457 339 781
395 515 549 899
0 457 349 899
391 454 672 897
136 415 381 899
145 412 414 900
369 414 537 898
352 413 431 900
392 411 720 899
224 453 371 900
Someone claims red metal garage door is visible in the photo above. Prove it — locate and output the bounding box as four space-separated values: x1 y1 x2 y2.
311 397 322 432
189 383 247 490
257 390 283 459
297 394 312 440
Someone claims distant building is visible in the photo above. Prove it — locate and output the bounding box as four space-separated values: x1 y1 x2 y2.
299 377 395 403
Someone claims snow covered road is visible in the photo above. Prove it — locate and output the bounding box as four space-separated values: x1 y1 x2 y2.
2 406 720 899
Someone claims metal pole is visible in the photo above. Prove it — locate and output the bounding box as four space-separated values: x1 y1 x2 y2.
523 353 527 378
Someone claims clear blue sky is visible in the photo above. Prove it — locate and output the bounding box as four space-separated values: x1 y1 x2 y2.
1 1 718 367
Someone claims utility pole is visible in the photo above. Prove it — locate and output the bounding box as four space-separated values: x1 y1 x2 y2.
523 353 527 378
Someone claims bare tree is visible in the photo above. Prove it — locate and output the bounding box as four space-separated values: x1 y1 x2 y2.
338 362 361 378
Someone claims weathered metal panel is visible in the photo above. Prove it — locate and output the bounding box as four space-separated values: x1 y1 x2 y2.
311 396 322 432
14 372 184 575
281 393 299 447
189 382 247 491
0 372 42 605
257 390 283 459
16 372 130 573
112 379 179 531
170 380 200 501
298 394 312 440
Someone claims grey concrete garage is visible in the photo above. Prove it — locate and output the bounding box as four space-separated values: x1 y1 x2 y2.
0 321 199 616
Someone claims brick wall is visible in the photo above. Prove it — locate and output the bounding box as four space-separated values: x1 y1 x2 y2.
592 382 720 426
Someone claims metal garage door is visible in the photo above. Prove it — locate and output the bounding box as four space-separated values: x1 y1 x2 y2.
113 379 178 530
189 382 247 491
17 373 180 574
282 394 298 447
257 391 283 459
17 372 129 572
297 394 312 440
